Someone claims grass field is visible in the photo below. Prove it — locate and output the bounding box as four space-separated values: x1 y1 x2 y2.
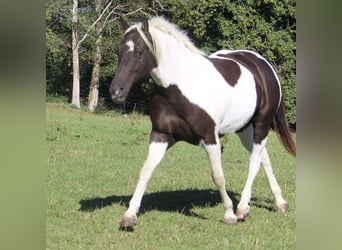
46 102 296 249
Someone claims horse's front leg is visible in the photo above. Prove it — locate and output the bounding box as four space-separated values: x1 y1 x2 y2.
203 140 237 224
120 137 168 230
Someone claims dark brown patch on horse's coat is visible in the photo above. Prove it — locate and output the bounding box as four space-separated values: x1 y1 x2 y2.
208 58 241 86
217 51 281 144
149 85 216 146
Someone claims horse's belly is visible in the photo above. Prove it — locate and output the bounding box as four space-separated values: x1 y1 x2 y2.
218 110 254 135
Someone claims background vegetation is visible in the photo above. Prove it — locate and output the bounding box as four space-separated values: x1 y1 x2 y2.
46 0 296 121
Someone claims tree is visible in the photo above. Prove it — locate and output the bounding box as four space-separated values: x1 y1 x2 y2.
72 0 114 109
71 0 81 108
87 0 105 112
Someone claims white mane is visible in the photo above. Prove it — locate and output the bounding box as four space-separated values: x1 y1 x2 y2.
126 16 206 63
148 17 206 56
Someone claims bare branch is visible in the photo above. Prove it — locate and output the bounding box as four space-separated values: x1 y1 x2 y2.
77 0 113 46
122 8 144 17
101 5 127 34
153 0 166 11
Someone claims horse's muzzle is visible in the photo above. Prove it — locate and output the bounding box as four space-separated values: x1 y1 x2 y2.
110 89 126 104
109 83 125 103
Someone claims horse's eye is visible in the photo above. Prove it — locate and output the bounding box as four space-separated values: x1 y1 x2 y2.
136 51 142 57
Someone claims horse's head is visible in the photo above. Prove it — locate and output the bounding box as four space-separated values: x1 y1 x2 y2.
109 18 157 104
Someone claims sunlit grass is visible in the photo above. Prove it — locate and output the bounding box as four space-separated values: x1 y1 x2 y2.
46 102 295 249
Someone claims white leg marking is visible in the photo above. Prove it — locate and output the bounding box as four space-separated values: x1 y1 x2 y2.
124 142 168 218
237 137 267 219
238 126 288 215
261 148 288 210
203 142 237 224
126 40 134 53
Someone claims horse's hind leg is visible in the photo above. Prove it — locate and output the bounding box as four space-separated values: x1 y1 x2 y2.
236 124 288 220
120 140 168 230
236 125 263 219
260 148 288 212
203 140 237 224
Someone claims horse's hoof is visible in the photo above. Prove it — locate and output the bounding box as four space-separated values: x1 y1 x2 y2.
119 215 137 231
224 216 238 225
276 202 289 212
236 206 250 221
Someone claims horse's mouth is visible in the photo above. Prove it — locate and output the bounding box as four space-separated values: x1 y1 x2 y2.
111 94 126 104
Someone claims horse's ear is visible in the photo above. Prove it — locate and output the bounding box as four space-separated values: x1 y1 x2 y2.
118 16 129 31
141 19 149 33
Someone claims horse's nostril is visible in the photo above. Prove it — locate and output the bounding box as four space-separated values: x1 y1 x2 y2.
114 88 124 96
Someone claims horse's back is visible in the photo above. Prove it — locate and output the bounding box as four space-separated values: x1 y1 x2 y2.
210 50 282 111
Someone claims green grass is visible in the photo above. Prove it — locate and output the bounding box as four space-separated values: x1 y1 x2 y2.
46 102 296 249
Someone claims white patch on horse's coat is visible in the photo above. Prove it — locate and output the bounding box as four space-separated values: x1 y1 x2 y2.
125 40 134 53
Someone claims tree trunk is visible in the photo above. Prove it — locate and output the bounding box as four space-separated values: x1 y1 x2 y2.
87 0 103 112
71 0 80 108
87 38 101 112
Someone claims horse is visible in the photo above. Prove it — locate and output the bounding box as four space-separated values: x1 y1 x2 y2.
109 16 296 230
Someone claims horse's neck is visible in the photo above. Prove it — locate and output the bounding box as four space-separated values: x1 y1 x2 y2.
151 33 202 88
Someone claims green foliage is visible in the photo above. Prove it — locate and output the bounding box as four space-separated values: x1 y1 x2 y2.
47 103 295 249
46 0 296 122
46 0 73 96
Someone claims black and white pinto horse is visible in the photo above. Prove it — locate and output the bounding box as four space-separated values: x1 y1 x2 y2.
110 17 296 230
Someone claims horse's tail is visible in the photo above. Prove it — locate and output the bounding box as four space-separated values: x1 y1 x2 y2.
272 98 296 156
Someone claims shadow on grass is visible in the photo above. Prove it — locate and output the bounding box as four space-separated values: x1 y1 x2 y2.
79 189 229 218
79 189 275 218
